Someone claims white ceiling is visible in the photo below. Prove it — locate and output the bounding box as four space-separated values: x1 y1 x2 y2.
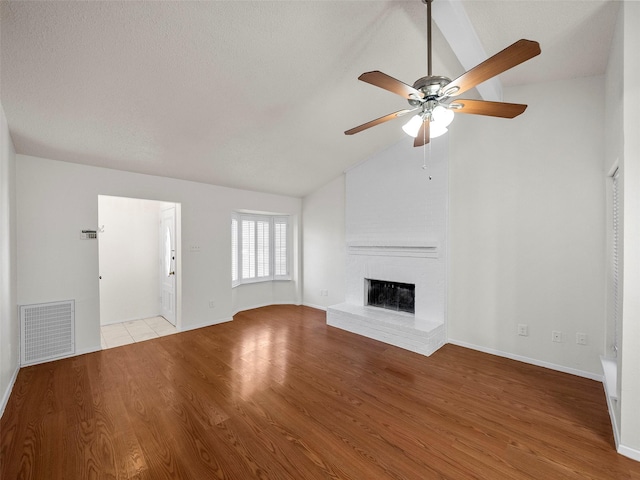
0 0 620 197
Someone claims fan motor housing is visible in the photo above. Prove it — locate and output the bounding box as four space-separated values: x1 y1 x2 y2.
408 75 452 106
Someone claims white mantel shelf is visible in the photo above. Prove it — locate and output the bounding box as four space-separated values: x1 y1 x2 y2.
347 243 439 258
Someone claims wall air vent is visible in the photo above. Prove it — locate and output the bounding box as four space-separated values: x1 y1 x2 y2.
20 300 75 366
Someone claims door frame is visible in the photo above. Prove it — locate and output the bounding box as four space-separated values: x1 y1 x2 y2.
161 205 177 326
97 196 182 333
168 202 182 331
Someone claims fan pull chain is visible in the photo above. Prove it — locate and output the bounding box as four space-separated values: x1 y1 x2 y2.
422 141 432 180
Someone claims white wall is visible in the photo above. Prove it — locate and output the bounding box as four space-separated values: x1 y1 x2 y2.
98 196 164 325
16 155 301 356
345 140 446 248
302 175 345 310
618 0 640 459
604 0 624 442
448 75 606 378
0 103 18 416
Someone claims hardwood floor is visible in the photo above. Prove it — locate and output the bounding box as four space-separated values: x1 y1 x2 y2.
2 305 639 479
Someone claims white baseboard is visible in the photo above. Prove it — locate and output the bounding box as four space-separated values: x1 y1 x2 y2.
605 390 621 452
76 345 102 356
0 363 20 418
618 443 640 462
100 315 162 326
21 344 102 366
447 338 602 381
181 316 233 332
302 302 327 311
232 301 300 317
600 356 621 454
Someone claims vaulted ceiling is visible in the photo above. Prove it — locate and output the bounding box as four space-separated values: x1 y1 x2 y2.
0 1 619 197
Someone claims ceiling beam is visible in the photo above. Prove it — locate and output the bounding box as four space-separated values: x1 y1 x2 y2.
432 0 502 101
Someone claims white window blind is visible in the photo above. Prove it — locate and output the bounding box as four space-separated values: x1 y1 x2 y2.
232 213 290 284
612 169 620 353
231 217 238 283
256 220 270 278
242 219 256 279
274 219 288 276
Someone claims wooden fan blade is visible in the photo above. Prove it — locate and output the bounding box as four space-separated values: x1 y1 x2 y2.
358 71 424 100
414 119 430 147
451 99 527 118
442 39 541 97
344 109 417 135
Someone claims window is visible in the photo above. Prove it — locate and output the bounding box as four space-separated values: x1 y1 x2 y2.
232 213 290 285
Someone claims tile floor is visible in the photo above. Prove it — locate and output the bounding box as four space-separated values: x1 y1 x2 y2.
101 316 177 349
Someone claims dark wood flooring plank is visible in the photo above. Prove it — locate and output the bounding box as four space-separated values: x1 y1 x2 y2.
2 305 640 479
85 352 149 478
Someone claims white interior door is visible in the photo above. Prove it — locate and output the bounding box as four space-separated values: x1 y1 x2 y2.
161 207 177 325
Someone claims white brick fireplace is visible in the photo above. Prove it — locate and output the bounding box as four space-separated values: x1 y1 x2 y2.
327 138 447 356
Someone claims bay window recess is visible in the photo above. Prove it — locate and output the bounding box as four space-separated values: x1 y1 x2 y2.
232 213 290 285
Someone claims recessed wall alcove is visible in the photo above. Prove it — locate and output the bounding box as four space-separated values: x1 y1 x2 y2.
327 138 448 356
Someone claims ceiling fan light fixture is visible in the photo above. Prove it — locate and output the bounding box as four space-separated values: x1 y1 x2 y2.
402 114 424 138
432 105 454 128
430 123 448 138
401 106 452 139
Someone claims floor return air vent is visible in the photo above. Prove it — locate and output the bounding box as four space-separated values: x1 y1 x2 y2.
20 300 75 366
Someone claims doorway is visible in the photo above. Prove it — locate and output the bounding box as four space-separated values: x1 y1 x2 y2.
98 195 181 348
160 206 177 325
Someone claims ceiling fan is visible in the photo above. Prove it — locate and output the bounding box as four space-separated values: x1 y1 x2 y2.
344 0 541 147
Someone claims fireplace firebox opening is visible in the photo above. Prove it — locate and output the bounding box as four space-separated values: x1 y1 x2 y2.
366 279 415 314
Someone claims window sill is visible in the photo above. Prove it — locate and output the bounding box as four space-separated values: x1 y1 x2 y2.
232 277 292 288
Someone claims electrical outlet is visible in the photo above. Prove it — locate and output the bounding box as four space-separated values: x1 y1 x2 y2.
208 301 215 308
320 290 329 297
517 324 529 336
552 331 562 343
189 244 201 252
576 332 587 345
